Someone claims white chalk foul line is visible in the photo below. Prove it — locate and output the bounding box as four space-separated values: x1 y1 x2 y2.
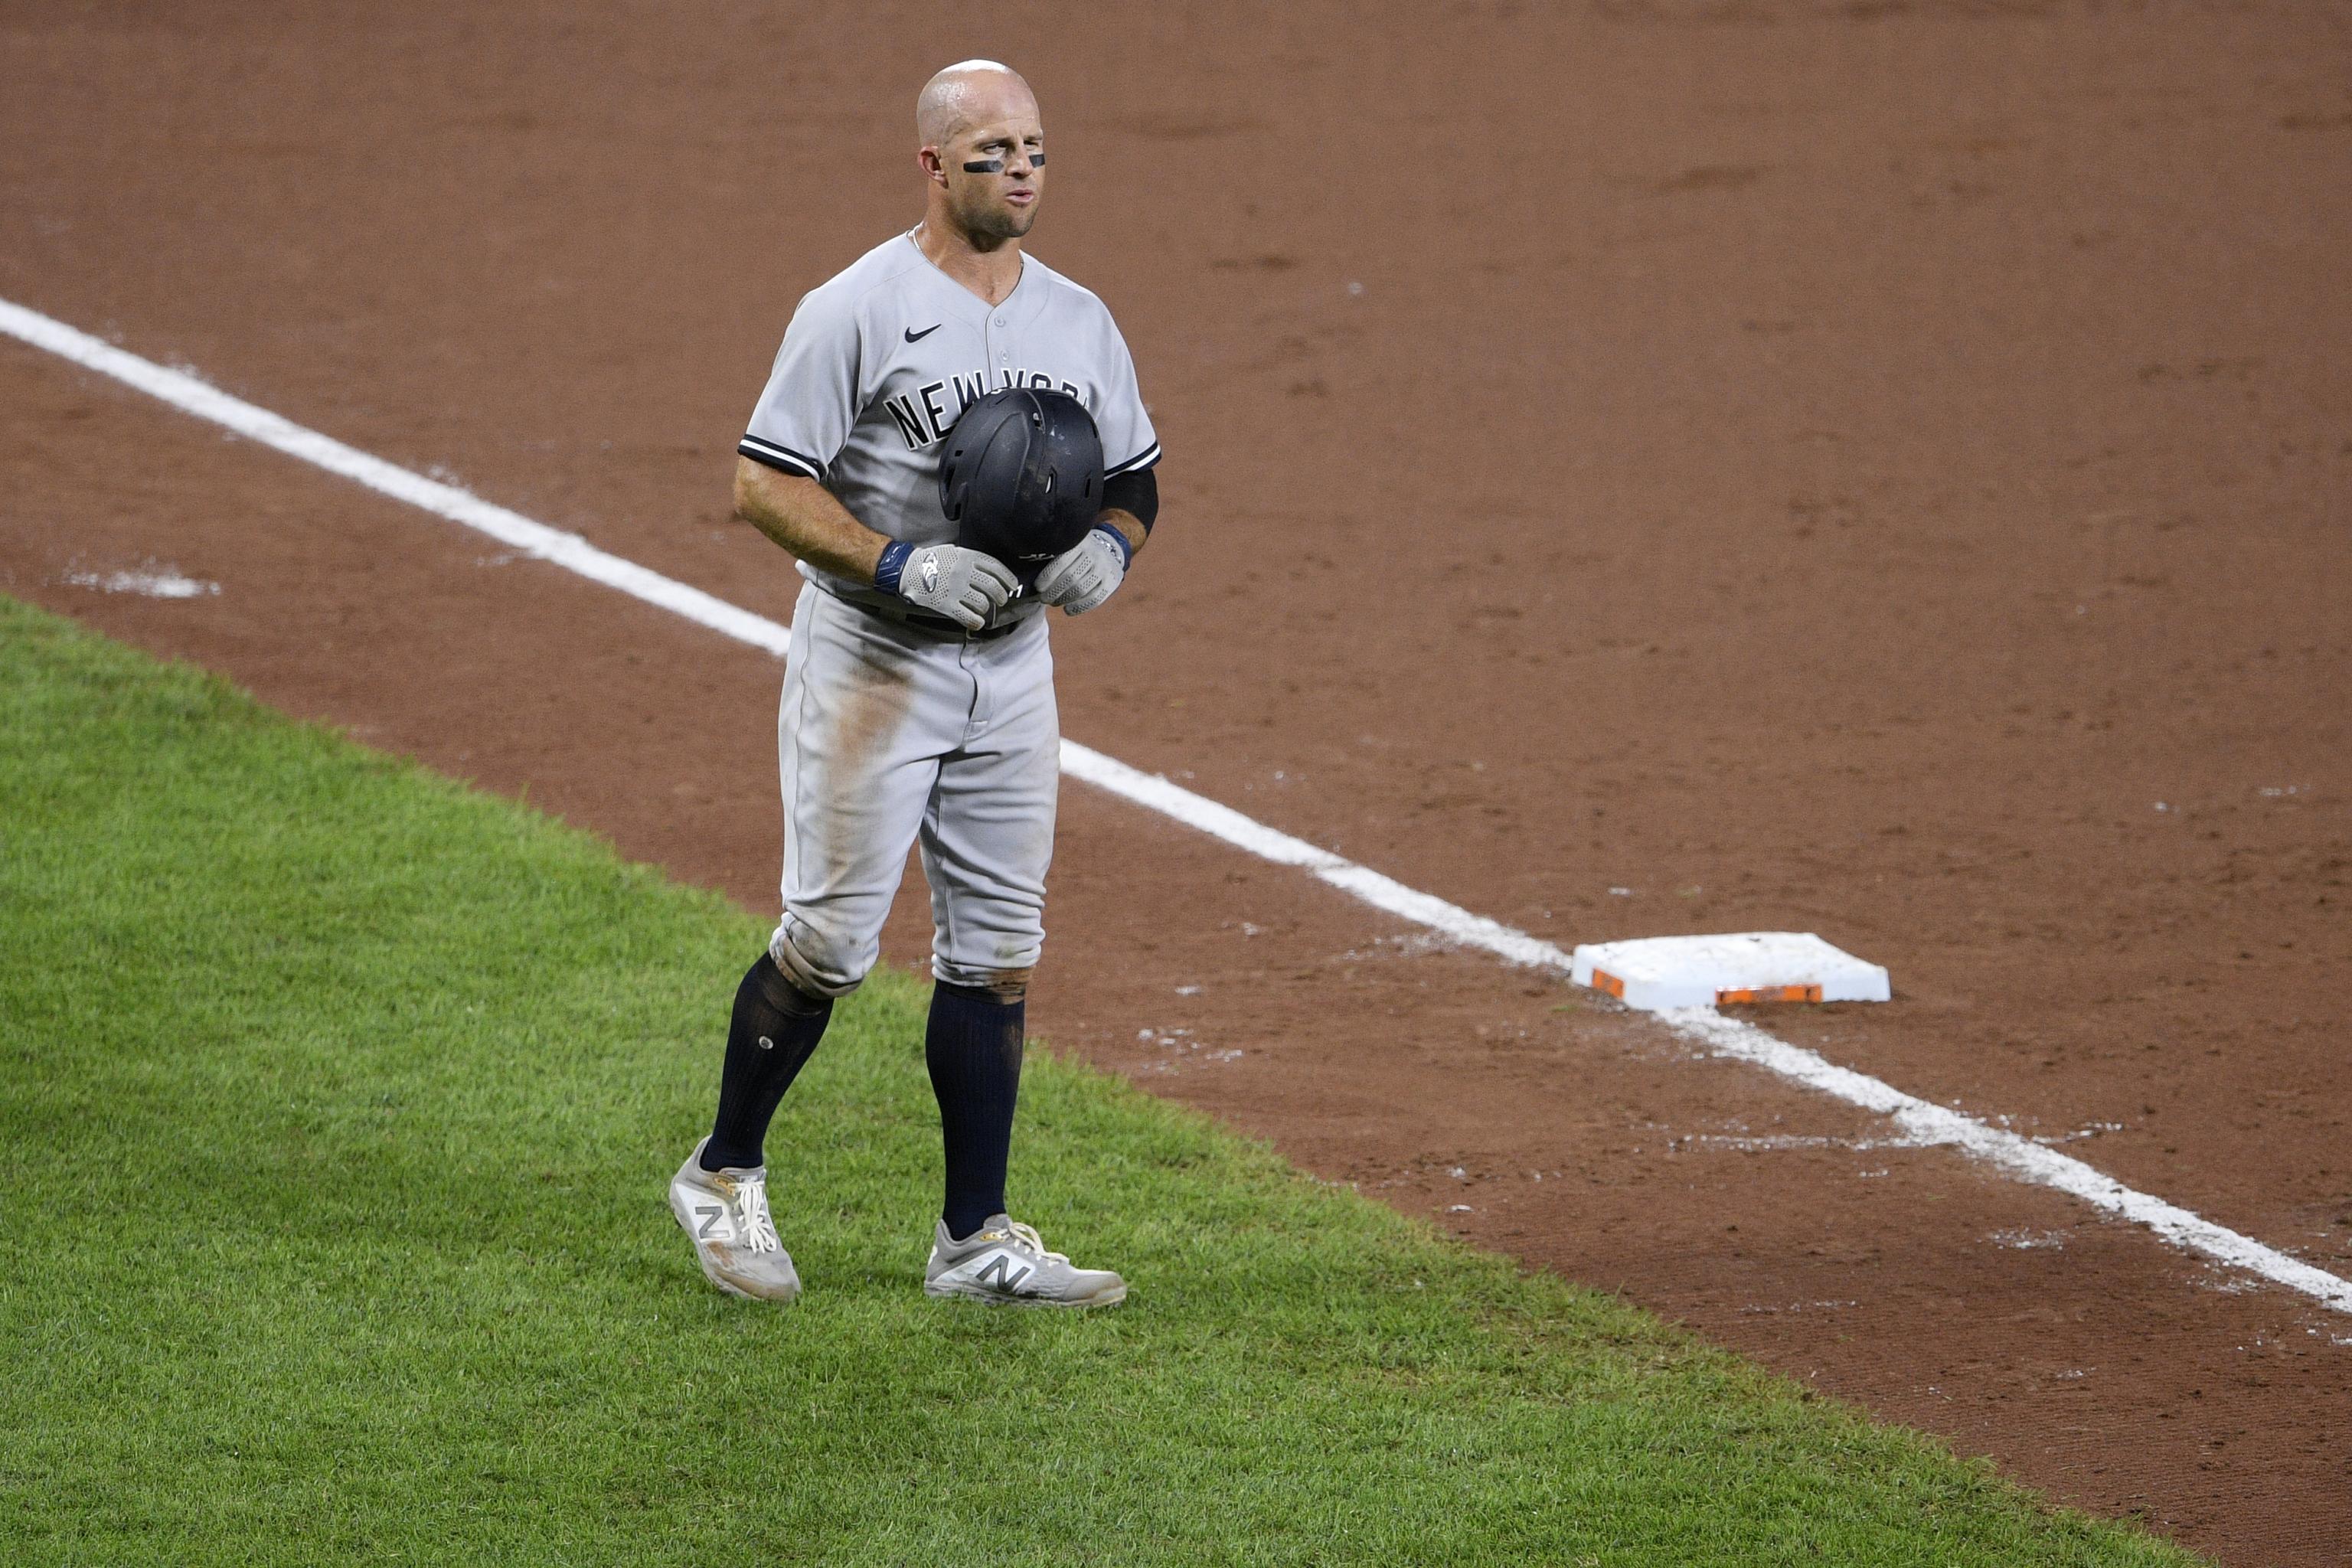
0 300 791 658
1662 1010 2352 1315
9 292 2347 1318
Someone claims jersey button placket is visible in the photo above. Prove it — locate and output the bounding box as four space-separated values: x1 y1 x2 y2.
987 307 1012 381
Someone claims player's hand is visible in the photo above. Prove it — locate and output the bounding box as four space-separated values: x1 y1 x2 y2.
1033 524 1129 616
890 543 1018 630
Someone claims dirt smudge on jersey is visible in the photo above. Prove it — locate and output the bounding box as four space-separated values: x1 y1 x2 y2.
828 636 917 782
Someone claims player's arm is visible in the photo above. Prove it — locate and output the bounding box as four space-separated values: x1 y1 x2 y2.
1037 311 1159 614
1037 466 1157 616
1095 466 1155 560
733 457 1015 631
733 457 888 582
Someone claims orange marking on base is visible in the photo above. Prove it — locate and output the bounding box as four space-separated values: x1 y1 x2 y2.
1715 984 1824 1004
1590 969 1626 999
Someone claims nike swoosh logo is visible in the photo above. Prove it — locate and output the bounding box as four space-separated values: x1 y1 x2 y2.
904 323 941 342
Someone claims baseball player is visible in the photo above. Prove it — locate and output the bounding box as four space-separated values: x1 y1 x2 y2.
668 60 1159 1308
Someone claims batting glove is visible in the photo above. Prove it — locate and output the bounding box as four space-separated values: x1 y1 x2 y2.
877 542 1019 632
1034 524 1131 616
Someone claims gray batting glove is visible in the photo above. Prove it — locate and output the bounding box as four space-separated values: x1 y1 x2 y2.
1034 525 1129 616
888 543 1018 631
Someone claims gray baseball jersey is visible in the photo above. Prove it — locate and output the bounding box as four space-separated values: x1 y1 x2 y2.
738 231 1159 612
738 230 1158 1002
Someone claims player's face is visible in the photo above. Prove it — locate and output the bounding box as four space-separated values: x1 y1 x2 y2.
943 113 1045 243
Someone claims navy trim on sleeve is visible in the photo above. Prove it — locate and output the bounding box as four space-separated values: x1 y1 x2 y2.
738 433 826 481
1102 440 1161 479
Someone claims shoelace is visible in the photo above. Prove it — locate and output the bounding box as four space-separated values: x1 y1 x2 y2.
733 1173 783 1254
997 1220 1068 1265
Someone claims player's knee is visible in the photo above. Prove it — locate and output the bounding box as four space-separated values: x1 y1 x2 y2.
769 918 871 999
933 959 1032 1002
746 952 831 1017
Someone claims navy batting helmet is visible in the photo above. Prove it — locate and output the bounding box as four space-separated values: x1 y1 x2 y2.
937 387 1104 587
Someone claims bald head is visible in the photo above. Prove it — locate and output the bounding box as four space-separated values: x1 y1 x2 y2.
916 60 1037 147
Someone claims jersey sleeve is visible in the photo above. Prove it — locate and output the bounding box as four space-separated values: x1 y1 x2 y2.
1093 313 1160 479
739 290 861 482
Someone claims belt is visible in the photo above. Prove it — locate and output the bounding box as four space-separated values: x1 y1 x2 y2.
831 586 1029 642
904 611 1024 642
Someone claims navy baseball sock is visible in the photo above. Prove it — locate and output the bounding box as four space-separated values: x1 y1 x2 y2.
926 981 1025 1241
701 953 832 1172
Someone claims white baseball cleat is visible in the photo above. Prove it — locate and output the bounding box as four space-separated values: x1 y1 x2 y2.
924 1215 1128 1308
668 1138 801 1303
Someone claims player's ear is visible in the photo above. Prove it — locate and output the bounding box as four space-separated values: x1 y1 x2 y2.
917 145 947 187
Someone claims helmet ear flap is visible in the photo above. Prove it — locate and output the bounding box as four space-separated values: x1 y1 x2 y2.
938 410 997 524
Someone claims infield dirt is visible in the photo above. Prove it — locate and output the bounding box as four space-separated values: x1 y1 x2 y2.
3 2 2347 1561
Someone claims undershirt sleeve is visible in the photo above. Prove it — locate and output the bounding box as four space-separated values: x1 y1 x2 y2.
1102 466 1158 532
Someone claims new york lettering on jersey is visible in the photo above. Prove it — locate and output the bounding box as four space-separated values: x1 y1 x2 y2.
881 367 1088 451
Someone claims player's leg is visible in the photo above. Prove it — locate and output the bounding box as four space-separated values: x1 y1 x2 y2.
708 583 937 1161
674 949 833 1302
919 622 1058 1239
700 952 832 1172
915 622 1124 1307
923 981 1027 1235
675 586 953 1299
697 595 866 1168
767 587 960 1006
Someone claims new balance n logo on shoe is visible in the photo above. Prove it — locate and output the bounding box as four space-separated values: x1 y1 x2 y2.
974 1252 1033 1292
672 1142 801 1302
924 1217 1124 1308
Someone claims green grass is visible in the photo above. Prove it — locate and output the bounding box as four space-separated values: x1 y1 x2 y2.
0 593 2194 1566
